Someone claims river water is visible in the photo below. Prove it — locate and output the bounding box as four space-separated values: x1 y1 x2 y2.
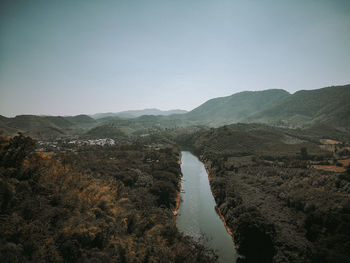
176 151 238 263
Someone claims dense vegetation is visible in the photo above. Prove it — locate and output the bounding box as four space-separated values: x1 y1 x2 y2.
0 134 216 262
0 115 98 139
185 89 289 126
179 124 350 263
245 84 350 128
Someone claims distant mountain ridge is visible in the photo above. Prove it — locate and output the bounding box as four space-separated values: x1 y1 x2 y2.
91 108 187 119
0 84 349 139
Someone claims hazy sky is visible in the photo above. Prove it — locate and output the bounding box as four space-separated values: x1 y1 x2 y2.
1 0 350 117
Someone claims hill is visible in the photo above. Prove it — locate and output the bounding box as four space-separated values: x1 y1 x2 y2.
91 108 187 119
180 84 350 128
185 89 290 126
83 125 127 139
63 114 97 128
244 84 350 128
0 115 97 139
177 123 325 157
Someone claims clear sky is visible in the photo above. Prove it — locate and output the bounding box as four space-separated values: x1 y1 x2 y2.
1 0 350 117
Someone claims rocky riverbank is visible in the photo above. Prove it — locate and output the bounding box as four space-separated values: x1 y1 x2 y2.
173 153 183 216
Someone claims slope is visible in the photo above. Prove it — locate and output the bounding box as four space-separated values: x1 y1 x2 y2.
185 89 290 126
244 84 350 128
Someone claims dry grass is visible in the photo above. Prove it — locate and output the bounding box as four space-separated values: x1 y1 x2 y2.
338 158 350 167
320 139 342 145
311 165 346 172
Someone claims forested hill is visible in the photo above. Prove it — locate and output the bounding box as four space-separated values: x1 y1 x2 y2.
244 84 350 127
185 89 290 126
91 109 188 119
0 85 349 139
182 84 350 128
0 115 97 139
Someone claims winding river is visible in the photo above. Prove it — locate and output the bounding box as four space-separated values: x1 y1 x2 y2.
176 151 238 263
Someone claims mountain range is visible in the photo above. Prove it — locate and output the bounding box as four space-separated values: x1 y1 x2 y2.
0 84 349 138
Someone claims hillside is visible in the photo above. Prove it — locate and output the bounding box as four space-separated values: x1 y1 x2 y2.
185 89 289 126
244 85 350 128
91 109 187 119
177 123 325 157
0 115 97 139
181 85 350 128
83 125 127 139
64 114 97 126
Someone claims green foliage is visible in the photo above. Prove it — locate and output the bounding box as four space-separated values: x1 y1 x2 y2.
186 89 289 126
180 123 350 262
0 115 97 139
300 147 308 160
246 84 350 128
83 124 127 139
0 134 35 168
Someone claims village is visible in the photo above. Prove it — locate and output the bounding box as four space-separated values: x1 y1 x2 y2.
36 138 116 152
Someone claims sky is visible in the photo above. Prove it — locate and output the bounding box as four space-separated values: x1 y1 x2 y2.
1 0 350 117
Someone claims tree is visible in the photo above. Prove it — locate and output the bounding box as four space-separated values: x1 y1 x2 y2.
300 147 308 160
0 133 35 168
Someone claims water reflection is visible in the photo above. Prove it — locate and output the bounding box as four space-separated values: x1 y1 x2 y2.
176 151 238 263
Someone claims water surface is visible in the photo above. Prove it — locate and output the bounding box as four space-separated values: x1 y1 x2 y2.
176 151 238 263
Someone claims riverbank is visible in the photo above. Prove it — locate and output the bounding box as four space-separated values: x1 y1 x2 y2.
200 154 350 262
173 153 182 216
205 167 235 240
173 182 182 216
203 160 276 263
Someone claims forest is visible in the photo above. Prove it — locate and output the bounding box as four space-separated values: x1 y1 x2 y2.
1 118 350 263
0 134 216 262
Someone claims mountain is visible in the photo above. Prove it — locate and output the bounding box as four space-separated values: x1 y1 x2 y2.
185 89 290 126
63 114 97 128
1 85 349 138
0 114 97 139
244 84 350 128
182 85 350 128
91 108 187 119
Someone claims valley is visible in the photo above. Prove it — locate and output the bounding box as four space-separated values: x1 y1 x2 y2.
2 0 350 261
1 85 350 263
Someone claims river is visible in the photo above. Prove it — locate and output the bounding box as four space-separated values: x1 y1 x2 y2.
176 151 238 263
